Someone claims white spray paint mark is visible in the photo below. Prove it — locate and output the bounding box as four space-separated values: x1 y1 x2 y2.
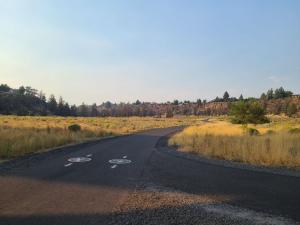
86 154 92 157
111 165 117 169
68 157 92 163
108 159 131 164
64 163 73 167
123 155 127 159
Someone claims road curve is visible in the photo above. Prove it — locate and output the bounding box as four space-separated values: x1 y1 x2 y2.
0 127 300 225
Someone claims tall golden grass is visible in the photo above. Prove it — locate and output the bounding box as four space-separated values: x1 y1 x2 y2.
169 119 300 168
0 116 202 159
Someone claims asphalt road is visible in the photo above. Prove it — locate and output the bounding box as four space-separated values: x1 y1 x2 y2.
0 127 300 225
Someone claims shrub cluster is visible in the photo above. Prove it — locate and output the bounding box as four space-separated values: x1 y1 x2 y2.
246 128 260 136
289 128 300 134
230 101 269 124
68 124 81 132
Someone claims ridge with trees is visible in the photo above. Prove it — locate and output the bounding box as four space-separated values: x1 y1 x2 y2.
0 84 299 117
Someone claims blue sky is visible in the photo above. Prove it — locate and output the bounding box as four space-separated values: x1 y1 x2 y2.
0 0 299 104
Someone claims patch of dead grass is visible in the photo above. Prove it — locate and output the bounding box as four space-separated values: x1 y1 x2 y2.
169 119 300 168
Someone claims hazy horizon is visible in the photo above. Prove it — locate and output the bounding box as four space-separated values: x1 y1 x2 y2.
1 0 299 105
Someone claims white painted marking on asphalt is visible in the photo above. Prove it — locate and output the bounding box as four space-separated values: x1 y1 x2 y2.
68 157 92 163
64 163 73 167
123 155 127 159
111 165 117 169
109 159 131 164
86 154 92 157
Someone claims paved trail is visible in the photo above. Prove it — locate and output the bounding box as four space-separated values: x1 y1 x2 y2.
0 127 299 225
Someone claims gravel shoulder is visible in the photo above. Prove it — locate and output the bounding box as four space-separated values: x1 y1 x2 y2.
105 182 299 225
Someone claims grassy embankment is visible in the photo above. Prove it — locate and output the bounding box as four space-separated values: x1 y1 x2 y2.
0 116 202 159
169 117 300 168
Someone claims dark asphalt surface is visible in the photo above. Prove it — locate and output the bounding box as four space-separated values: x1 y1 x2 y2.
0 127 300 225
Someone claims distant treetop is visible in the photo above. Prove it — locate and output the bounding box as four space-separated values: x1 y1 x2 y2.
223 91 230 101
262 87 293 100
0 84 11 93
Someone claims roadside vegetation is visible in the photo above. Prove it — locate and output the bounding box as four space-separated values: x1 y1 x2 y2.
169 117 300 168
1 83 299 167
229 100 269 124
0 116 202 159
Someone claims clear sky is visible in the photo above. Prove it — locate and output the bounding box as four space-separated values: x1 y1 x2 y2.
1 0 299 104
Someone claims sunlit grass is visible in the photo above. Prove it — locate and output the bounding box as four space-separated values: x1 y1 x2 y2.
0 115 202 159
169 118 300 168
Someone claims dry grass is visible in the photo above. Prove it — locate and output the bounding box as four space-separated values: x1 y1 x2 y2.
0 115 202 159
169 118 300 168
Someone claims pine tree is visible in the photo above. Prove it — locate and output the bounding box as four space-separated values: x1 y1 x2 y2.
260 93 267 100
223 91 230 101
47 95 57 114
91 103 98 117
266 89 274 100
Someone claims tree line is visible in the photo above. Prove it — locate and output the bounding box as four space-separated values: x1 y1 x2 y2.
260 87 293 100
0 84 298 117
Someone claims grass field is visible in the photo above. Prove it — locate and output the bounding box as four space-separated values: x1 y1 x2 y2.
169 117 300 168
0 115 202 159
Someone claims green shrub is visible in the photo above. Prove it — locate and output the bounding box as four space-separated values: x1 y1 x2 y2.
266 130 275 135
246 128 260 136
287 104 297 117
289 128 300 134
289 147 299 157
68 124 81 132
230 101 269 124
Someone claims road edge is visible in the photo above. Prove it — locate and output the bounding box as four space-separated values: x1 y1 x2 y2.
0 126 180 172
0 135 125 171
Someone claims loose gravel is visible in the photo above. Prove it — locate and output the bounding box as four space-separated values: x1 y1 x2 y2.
104 183 299 225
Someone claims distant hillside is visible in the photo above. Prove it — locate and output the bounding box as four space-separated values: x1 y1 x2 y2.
0 84 298 117
263 95 300 117
193 96 300 117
